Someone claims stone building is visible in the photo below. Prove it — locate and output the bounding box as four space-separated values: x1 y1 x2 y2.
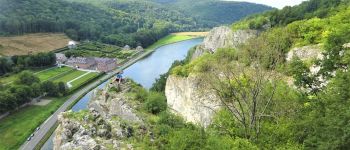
123 45 131 51
136 46 144 52
95 58 118 72
67 57 96 69
55 53 67 64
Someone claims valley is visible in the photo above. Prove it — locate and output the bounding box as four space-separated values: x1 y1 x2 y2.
1 0 350 150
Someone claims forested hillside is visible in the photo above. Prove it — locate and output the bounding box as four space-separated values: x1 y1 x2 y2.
151 0 272 26
165 0 350 149
0 0 271 48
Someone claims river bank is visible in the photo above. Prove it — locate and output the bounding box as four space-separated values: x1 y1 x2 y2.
16 34 204 150
39 37 203 150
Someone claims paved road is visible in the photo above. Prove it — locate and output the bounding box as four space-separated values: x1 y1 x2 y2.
20 50 154 150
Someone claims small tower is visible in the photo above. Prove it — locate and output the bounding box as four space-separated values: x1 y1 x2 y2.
123 45 131 51
136 46 144 52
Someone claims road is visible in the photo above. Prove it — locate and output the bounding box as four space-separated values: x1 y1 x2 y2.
20 50 154 150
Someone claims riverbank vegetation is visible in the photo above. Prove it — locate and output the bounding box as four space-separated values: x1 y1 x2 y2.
146 33 204 50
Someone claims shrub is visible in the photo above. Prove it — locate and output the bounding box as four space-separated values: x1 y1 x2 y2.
144 92 167 114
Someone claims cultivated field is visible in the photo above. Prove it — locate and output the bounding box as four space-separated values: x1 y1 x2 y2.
146 32 208 50
0 33 71 56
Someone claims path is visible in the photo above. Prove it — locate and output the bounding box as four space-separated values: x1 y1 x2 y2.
20 49 155 150
66 71 92 88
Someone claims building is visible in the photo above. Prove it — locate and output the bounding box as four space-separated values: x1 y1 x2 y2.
55 53 67 64
123 45 131 51
67 57 96 69
68 41 77 49
136 46 144 52
95 58 118 72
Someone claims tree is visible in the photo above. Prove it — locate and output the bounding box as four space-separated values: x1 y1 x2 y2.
58 82 67 96
203 62 277 141
144 92 167 114
41 81 59 96
15 71 40 86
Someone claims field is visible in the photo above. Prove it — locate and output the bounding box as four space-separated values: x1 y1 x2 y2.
35 67 73 81
70 72 100 88
0 66 73 85
0 33 71 56
53 70 86 83
0 69 101 150
146 32 208 50
0 96 67 150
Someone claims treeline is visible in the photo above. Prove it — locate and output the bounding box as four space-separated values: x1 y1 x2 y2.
0 0 198 48
0 71 67 114
0 52 56 76
233 0 347 30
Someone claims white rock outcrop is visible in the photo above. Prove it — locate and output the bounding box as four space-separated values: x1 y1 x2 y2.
192 26 258 59
286 44 324 62
165 75 220 127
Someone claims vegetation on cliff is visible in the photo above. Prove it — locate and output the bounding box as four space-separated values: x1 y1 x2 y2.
169 0 350 149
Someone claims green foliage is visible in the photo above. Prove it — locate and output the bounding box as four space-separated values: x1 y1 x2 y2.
232 0 345 30
287 57 314 89
155 0 272 26
165 128 207 150
131 86 148 102
144 92 167 114
15 71 40 86
294 71 350 149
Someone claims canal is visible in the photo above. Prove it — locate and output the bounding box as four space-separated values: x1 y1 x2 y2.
41 38 203 149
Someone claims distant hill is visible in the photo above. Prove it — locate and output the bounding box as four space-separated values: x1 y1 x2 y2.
150 0 273 26
0 0 271 48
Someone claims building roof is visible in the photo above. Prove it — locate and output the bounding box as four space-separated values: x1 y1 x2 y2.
68 41 77 46
55 53 66 58
68 57 95 64
94 57 116 64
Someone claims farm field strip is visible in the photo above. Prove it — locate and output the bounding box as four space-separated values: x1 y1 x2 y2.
35 67 73 81
53 70 86 83
70 72 99 88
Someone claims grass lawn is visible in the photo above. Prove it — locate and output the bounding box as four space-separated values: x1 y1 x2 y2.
0 96 68 150
0 67 52 85
53 70 86 83
35 66 73 81
146 32 206 50
70 72 99 88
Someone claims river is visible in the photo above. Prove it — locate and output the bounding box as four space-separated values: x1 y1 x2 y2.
40 38 203 150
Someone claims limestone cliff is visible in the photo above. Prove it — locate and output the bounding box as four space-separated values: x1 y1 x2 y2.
192 26 258 59
54 79 147 150
165 75 220 128
286 44 324 62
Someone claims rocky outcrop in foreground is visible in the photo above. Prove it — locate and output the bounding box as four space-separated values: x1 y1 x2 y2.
165 75 220 127
192 26 258 59
54 79 146 150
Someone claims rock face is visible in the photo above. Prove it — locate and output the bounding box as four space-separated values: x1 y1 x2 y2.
54 79 144 150
286 44 324 62
192 26 258 59
165 75 220 127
